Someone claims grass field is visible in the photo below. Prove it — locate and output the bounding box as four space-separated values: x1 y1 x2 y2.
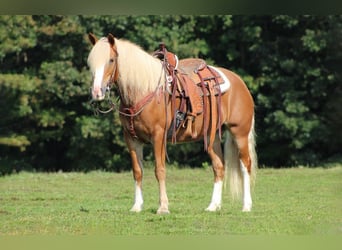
0 165 341 236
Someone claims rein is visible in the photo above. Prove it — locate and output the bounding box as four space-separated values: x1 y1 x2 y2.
90 86 157 117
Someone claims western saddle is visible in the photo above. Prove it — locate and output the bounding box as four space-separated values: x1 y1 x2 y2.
153 43 225 150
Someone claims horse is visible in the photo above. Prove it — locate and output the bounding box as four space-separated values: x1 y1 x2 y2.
87 33 257 214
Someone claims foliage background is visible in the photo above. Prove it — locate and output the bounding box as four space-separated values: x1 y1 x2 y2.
0 15 341 174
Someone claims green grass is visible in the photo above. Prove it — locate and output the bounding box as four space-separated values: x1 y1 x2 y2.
0 166 341 235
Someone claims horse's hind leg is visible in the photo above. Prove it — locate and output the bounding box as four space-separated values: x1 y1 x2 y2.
124 131 144 212
206 134 225 211
235 134 253 212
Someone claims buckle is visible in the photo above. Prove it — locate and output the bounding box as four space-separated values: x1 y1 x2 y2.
166 75 173 83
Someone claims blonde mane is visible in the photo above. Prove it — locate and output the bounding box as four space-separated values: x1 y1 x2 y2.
115 39 165 104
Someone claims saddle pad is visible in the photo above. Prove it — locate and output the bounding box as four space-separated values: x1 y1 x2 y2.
208 66 230 93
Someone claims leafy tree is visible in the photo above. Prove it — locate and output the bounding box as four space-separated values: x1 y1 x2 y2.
0 15 341 174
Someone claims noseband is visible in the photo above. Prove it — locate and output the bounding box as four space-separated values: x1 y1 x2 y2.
90 86 116 115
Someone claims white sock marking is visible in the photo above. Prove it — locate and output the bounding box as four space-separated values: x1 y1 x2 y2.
240 161 252 212
130 182 143 212
206 180 223 211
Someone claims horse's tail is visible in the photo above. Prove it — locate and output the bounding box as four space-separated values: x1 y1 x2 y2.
248 117 257 189
224 116 257 200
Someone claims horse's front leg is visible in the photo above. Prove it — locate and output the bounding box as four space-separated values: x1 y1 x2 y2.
206 135 225 212
124 131 144 212
153 131 169 214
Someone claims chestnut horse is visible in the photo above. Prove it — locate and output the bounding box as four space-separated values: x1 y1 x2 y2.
87 33 257 214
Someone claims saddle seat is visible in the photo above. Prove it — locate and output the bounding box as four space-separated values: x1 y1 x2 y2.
178 58 207 75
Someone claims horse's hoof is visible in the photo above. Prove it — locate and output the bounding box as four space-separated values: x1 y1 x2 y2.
157 207 170 215
130 205 143 213
205 203 221 212
242 205 252 212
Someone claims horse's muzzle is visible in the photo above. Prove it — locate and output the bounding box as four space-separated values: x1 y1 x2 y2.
91 86 108 101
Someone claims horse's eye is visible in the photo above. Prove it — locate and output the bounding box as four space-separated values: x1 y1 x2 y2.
109 58 114 63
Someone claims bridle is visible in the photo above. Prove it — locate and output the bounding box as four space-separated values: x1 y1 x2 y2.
90 45 119 115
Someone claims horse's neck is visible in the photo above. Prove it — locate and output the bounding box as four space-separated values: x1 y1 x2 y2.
116 40 164 105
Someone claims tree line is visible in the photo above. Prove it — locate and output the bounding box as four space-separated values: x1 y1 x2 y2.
0 15 341 174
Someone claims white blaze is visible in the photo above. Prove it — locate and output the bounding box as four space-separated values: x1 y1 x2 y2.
93 65 105 91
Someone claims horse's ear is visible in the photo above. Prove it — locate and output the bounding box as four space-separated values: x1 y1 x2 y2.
107 33 115 47
88 33 98 45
